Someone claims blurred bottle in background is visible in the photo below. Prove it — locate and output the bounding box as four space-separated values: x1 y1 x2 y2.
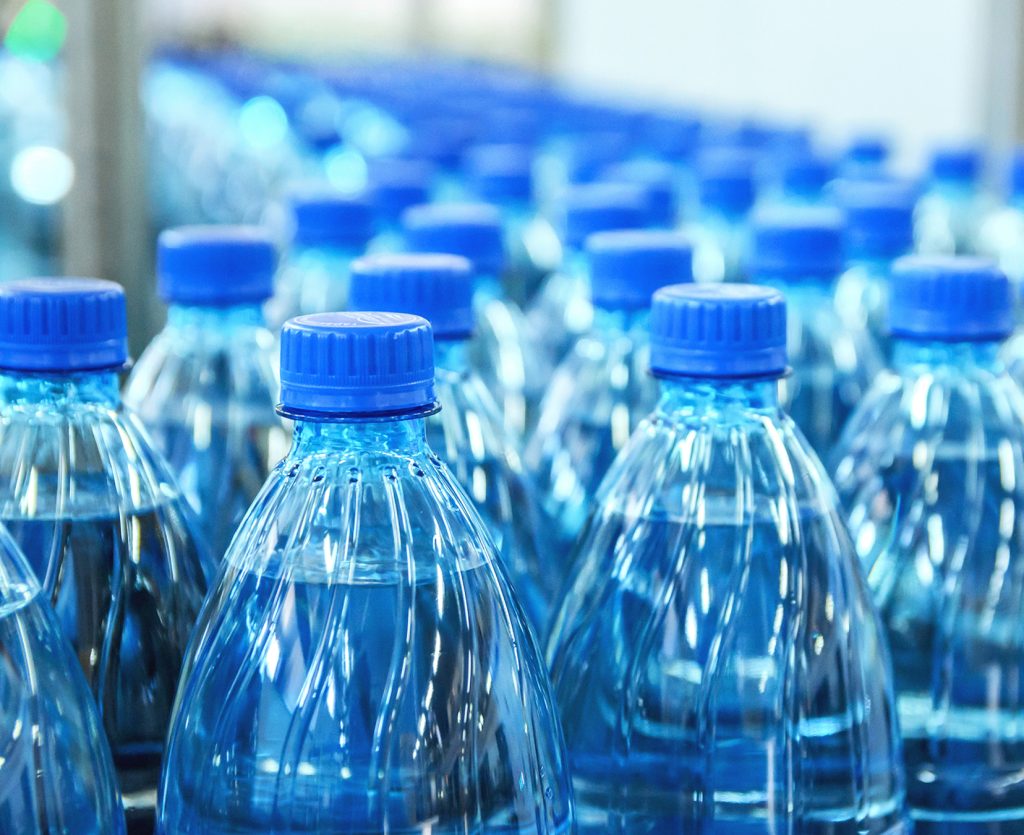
158 312 574 834
548 282 908 833
527 230 692 566
365 157 435 254
599 158 680 229
832 257 1024 834
688 147 757 283
0 523 126 834
840 133 891 180
125 227 287 562
752 208 882 457
348 253 558 635
760 149 837 209
976 148 1024 301
915 145 990 255
0 279 210 831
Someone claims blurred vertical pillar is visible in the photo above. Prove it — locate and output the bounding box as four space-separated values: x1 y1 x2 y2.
61 0 155 356
983 0 1024 175
535 0 559 74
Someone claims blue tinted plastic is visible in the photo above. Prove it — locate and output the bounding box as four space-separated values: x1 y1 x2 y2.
267 243 364 330
0 523 126 834
158 412 575 833
916 146 991 255
833 339 1024 833
548 376 909 833
0 369 211 829
124 304 288 560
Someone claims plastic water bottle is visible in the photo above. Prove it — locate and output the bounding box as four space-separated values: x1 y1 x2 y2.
688 148 757 283
158 311 575 834
976 148 1024 297
124 227 288 561
832 179 917 354
915 145 990 255
528 183 649 365
464 143 560 307
546 282 909 833
599 159 680 228
267 188 375 330
832 257 1024 834
348 253 558 634
752 207 883 457
764 149 836 208
0 522 126 834
365 157 434 254
0 278 211 830
840 134 891 180
403 201 548 438
526 230 692 562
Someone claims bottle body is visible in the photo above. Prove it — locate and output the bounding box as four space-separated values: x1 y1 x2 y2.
527 250 593 367
687 210 750 284
833 341 1024 833
915 182 990 256
125 306 288 560
158 416 574 834
548 379 908 834
0 524 126 835
834 257 892 357
0 371 211 827
267 243 359 330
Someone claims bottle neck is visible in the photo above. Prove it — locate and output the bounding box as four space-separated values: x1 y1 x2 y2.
655 375 782 416
166 303 267 331
289 414 430 457
0 369 122 408
845 253 893 275
474 272 503 302
590 306 649 334
892 339 1003 373
433 339 471 374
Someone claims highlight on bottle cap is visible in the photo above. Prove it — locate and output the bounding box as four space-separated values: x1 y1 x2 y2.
649 283 787 379
751 206 844 280
587 230 693 312
889 256 1013 342
158 225 278 306
0 277 128 372
349 253 475 340
279 311 435 416
401 202 506 276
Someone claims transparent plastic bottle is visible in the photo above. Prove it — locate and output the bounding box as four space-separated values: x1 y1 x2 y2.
915 145 990 255
348 253 558 634
464 143 560 307
976 148 1024 299
528 183 648 366
158 311 575 834
687 148 757 283
267 188 375 330
125 227 288 561
0 522 126 834
547 282 909 834
761 150 836 209
599 159 680 229
526 230 692 563
832 257 1024 833
832 178 917 355
0 279 211 830
403 201 548 439
365 157 434 255
752 207 883 457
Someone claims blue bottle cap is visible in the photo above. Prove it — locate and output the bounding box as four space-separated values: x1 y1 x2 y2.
279 312 435 415
562 183 649 250
832 179 916 260
158 225 277 306
1009 148 1024 200
649 283 787 379
348 253 474 340
402 202 506 275
845 135 889 165
368 159 435 227
587 230 693 311
696 148 757 216
464 144 534 204
289 188 376 249
751 207 844 280
564 131 632 183
931 145 982 183
889 256 1012 342
600 160 678 228
0 278 128 372
778 152 836 197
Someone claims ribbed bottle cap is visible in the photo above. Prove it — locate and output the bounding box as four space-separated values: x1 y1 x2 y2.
696 148 757 216
587 230 693 311
600 160 678 228
931 145 982 183
751 207 844 280
279 312 435 415
889 256 1012 342
649 283 787 379
562 182 649 250
158 225 277 306
289 188 376 248
368 159 435 227
0 278 128 372
402 202 506 275
832 179 916 260
464 144 534 204
348 253 474 340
